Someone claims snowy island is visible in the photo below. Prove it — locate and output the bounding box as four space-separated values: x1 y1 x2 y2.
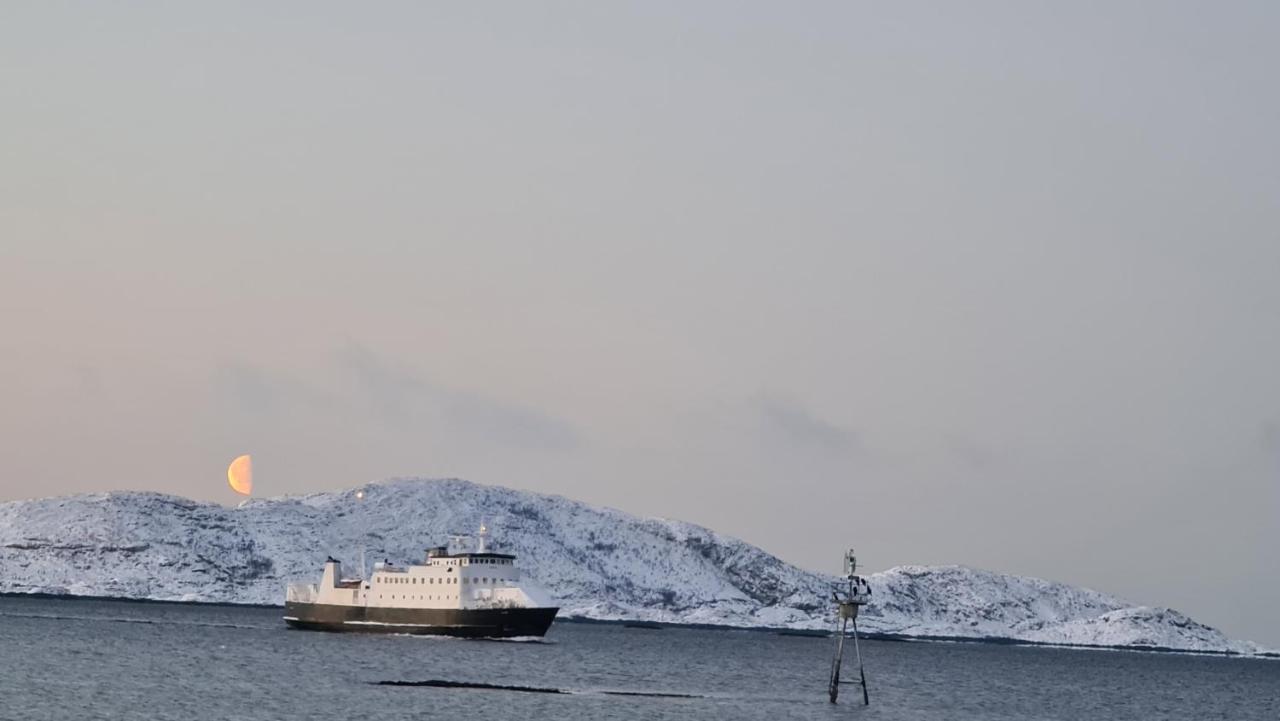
0 478 1270 656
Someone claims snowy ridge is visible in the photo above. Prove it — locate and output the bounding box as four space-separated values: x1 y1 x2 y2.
0 478 1267 655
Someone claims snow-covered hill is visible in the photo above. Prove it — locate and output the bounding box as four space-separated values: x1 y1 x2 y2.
0 478 1266 655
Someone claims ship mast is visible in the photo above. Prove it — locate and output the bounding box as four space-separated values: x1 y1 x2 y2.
355 489 367 579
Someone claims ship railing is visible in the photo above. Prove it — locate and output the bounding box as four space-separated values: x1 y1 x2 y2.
286 583 319 603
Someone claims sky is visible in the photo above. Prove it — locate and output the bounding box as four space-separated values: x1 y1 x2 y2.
2 2 1277 646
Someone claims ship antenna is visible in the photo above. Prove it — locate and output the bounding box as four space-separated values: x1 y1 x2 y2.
477 520 489 554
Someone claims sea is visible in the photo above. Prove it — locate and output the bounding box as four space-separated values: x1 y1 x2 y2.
0 596 1275 721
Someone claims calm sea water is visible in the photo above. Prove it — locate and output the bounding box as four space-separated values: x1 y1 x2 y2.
0 596 1275 721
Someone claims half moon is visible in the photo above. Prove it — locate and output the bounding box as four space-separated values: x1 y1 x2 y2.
227 454 253 496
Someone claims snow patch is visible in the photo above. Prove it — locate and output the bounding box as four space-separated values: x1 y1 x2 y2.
0 477 1267 655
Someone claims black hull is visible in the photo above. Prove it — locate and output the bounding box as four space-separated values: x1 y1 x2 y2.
284 602 558 638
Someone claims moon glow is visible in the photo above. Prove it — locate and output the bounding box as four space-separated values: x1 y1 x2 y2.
227 454 253 496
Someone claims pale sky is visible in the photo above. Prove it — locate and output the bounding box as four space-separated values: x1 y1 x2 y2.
2 2 1278 646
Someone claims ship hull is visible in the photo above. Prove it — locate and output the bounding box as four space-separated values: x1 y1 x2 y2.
284 602 558 638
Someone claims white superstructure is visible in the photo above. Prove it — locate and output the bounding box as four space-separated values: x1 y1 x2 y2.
286 539 553 612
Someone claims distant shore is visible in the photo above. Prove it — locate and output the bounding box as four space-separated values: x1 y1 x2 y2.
3 590 1274 659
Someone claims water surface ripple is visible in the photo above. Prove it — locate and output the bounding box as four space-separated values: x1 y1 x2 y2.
0 596 1275 720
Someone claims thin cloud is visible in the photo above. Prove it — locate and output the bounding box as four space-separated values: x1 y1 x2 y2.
213 362 338 416
757 396 857 453
336 343 580 451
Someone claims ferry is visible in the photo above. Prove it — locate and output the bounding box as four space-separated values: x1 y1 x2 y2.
283 526 558 637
